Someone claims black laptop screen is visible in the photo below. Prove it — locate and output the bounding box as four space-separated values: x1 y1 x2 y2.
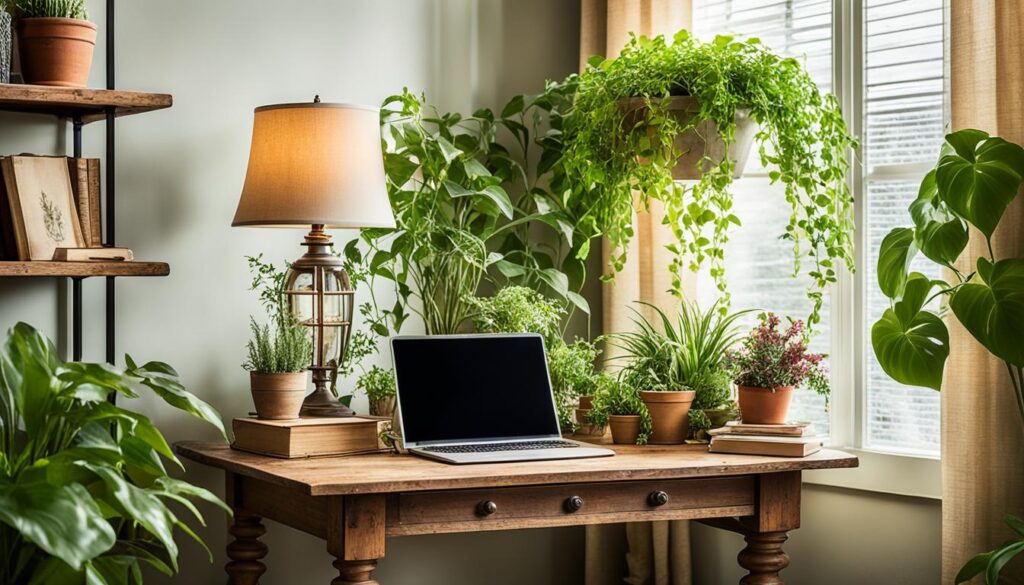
392 335 561 444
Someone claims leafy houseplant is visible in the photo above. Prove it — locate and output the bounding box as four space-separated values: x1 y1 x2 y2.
548 339 602 432
561 31 856 325
0 323 227 585
587 375 650 445
726 313 828 424
609 300 749 444
244 256 313 420
356 365 397 417
12 0 96 87
866 130 1024 585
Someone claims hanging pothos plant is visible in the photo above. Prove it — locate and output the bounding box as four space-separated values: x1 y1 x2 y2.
559 31 857 326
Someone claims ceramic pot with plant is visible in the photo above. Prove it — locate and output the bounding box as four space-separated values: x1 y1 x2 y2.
244 317 313 420
611 300 749 444
357 365 397 417
587 376 650 445
13 0 96 87
726 313 829 424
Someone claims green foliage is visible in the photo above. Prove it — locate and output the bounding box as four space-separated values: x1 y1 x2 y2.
243 317 312 374
349 86 588 337
0 322 226 585
546 339 601 431
869 130 1024 584
688 408 713 436
687 368 733 410
12 0 86 18
609 300 751 392
586 375 651 444
468 286 564 344
356 365 396 401
726 313 830 399
562 31 856 326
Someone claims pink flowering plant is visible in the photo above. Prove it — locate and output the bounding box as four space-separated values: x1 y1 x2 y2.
725 313 830 399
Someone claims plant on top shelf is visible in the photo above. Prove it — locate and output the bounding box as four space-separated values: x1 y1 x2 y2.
726 313 828 425
560 31 856 326
0 322 227 585
356 365 397 417
587 375 651 445
863 129 1024 585
244 255 314 420
609 300 750 444
12 0 96 87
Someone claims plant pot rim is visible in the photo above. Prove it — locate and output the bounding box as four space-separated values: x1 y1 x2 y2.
619 95 752 112
639 389 696 402
17 16 97 28
738 384 794 393
249 370 308 377
609 413 642 420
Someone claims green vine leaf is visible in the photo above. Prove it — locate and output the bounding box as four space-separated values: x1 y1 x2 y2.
877 227 917 300
949 258 1024 368
870 273 949 391
935 130 1024 238
910 169 968 267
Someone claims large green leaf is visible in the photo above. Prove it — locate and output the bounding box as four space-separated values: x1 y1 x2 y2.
871 273 949 390
0 480 115 570
125 357 226 439
949 258 1024 367
935 130 1024 238
910 169 969 266
877 228 917 299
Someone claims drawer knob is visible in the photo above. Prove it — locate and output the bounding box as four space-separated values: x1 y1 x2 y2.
477 500 498 517
648 490 669 507
564 495 584 513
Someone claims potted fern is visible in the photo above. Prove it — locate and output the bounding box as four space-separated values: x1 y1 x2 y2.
587 375 650 445
563 31 856 323
12 0 96 87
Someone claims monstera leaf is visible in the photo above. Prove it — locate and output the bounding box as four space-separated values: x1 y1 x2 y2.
935 130 1024 238
949 258 1024 368
877 228 917 299
910 170 969 267
871 273 950 391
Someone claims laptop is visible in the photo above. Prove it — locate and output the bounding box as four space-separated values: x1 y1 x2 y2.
391 333 615 464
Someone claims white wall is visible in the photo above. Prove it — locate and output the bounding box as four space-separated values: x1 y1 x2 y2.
0 1 941 584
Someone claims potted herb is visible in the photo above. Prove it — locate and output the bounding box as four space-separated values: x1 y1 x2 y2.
12 0 96 87
610 300 749 444
587 375 650 445
562 31 856 324
357 365 397 417
0 323 227 584
548 339 602 433
686 368 738 440
726 313 829 424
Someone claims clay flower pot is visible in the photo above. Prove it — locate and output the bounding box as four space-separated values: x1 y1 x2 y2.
620 96 757 180
16 17 97 87
639 390 696 444
609 414 642 445
578 395 595 410
575 407 606 437
369 396 396 417
738 385 794 424
250 372 308 420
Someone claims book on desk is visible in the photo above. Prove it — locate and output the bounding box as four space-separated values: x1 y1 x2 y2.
708 421 824 457
232 416 391 459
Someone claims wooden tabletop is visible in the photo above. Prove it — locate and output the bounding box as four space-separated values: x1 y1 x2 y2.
176 442 858 497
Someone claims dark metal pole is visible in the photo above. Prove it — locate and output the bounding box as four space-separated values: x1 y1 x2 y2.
105 0 116 375
72 116 83 362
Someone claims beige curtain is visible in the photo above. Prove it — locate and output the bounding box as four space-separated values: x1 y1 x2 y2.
943 2 1024 583
581 2 694 584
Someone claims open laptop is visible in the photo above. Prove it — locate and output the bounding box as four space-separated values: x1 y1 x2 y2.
391 333 615 464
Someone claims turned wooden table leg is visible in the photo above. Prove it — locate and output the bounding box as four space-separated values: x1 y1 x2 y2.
332 559 379 585
738 531 790 585
225 510 267 585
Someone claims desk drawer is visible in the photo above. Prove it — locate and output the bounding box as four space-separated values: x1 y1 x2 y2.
388 476 755 535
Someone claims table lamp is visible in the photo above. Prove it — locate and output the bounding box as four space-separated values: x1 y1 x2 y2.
233 96 395 417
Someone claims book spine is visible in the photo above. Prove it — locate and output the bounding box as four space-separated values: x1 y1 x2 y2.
87 159 102 247
68 158 92 248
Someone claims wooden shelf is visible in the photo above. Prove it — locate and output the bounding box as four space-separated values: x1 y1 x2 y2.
0 261 170 278
0 84 172 123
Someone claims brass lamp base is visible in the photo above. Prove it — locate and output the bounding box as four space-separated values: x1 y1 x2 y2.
300 387 354 417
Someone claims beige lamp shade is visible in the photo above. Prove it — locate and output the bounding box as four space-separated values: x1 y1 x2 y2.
232 101 395 228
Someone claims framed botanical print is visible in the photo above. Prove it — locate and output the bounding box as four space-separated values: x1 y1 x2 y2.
0 155 85 260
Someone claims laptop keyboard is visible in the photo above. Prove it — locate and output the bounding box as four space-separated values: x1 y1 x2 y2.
421 440 580 454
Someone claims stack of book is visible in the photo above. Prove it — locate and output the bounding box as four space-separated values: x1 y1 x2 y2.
708 421 823 457
232 416 391 459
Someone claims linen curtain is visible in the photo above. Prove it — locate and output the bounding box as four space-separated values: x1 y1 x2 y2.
944 1 1024 582
581 1 694 584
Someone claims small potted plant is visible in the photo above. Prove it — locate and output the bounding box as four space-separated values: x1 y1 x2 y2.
243 317 312 420
357 365 397 417
726 313 829 424
587 375 650 445
12 0 96 87
685 368 738 440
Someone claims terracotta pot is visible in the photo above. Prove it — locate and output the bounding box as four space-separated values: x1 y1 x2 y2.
16 17 97 87
620 96 757 180
609 415 642 445
250 372 308 420
369 395 396 417
639 390 696 444
738 385 794 424
578 395 595 410
575 408 606 437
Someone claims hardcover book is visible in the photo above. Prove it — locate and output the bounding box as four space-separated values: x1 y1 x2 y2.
709 434 824 458
232 416 391 459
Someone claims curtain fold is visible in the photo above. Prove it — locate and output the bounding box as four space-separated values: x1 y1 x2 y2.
944 1 1024 582
581 2 694 584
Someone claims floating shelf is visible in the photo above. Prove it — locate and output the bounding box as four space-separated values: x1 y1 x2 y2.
0 261 170 278
0 84 173 123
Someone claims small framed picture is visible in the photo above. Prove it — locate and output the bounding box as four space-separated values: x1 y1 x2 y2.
1 155 85 261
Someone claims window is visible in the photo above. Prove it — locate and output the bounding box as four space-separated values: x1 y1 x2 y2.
693 0 948 460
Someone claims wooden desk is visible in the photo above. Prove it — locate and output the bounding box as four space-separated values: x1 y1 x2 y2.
177 442 857 585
